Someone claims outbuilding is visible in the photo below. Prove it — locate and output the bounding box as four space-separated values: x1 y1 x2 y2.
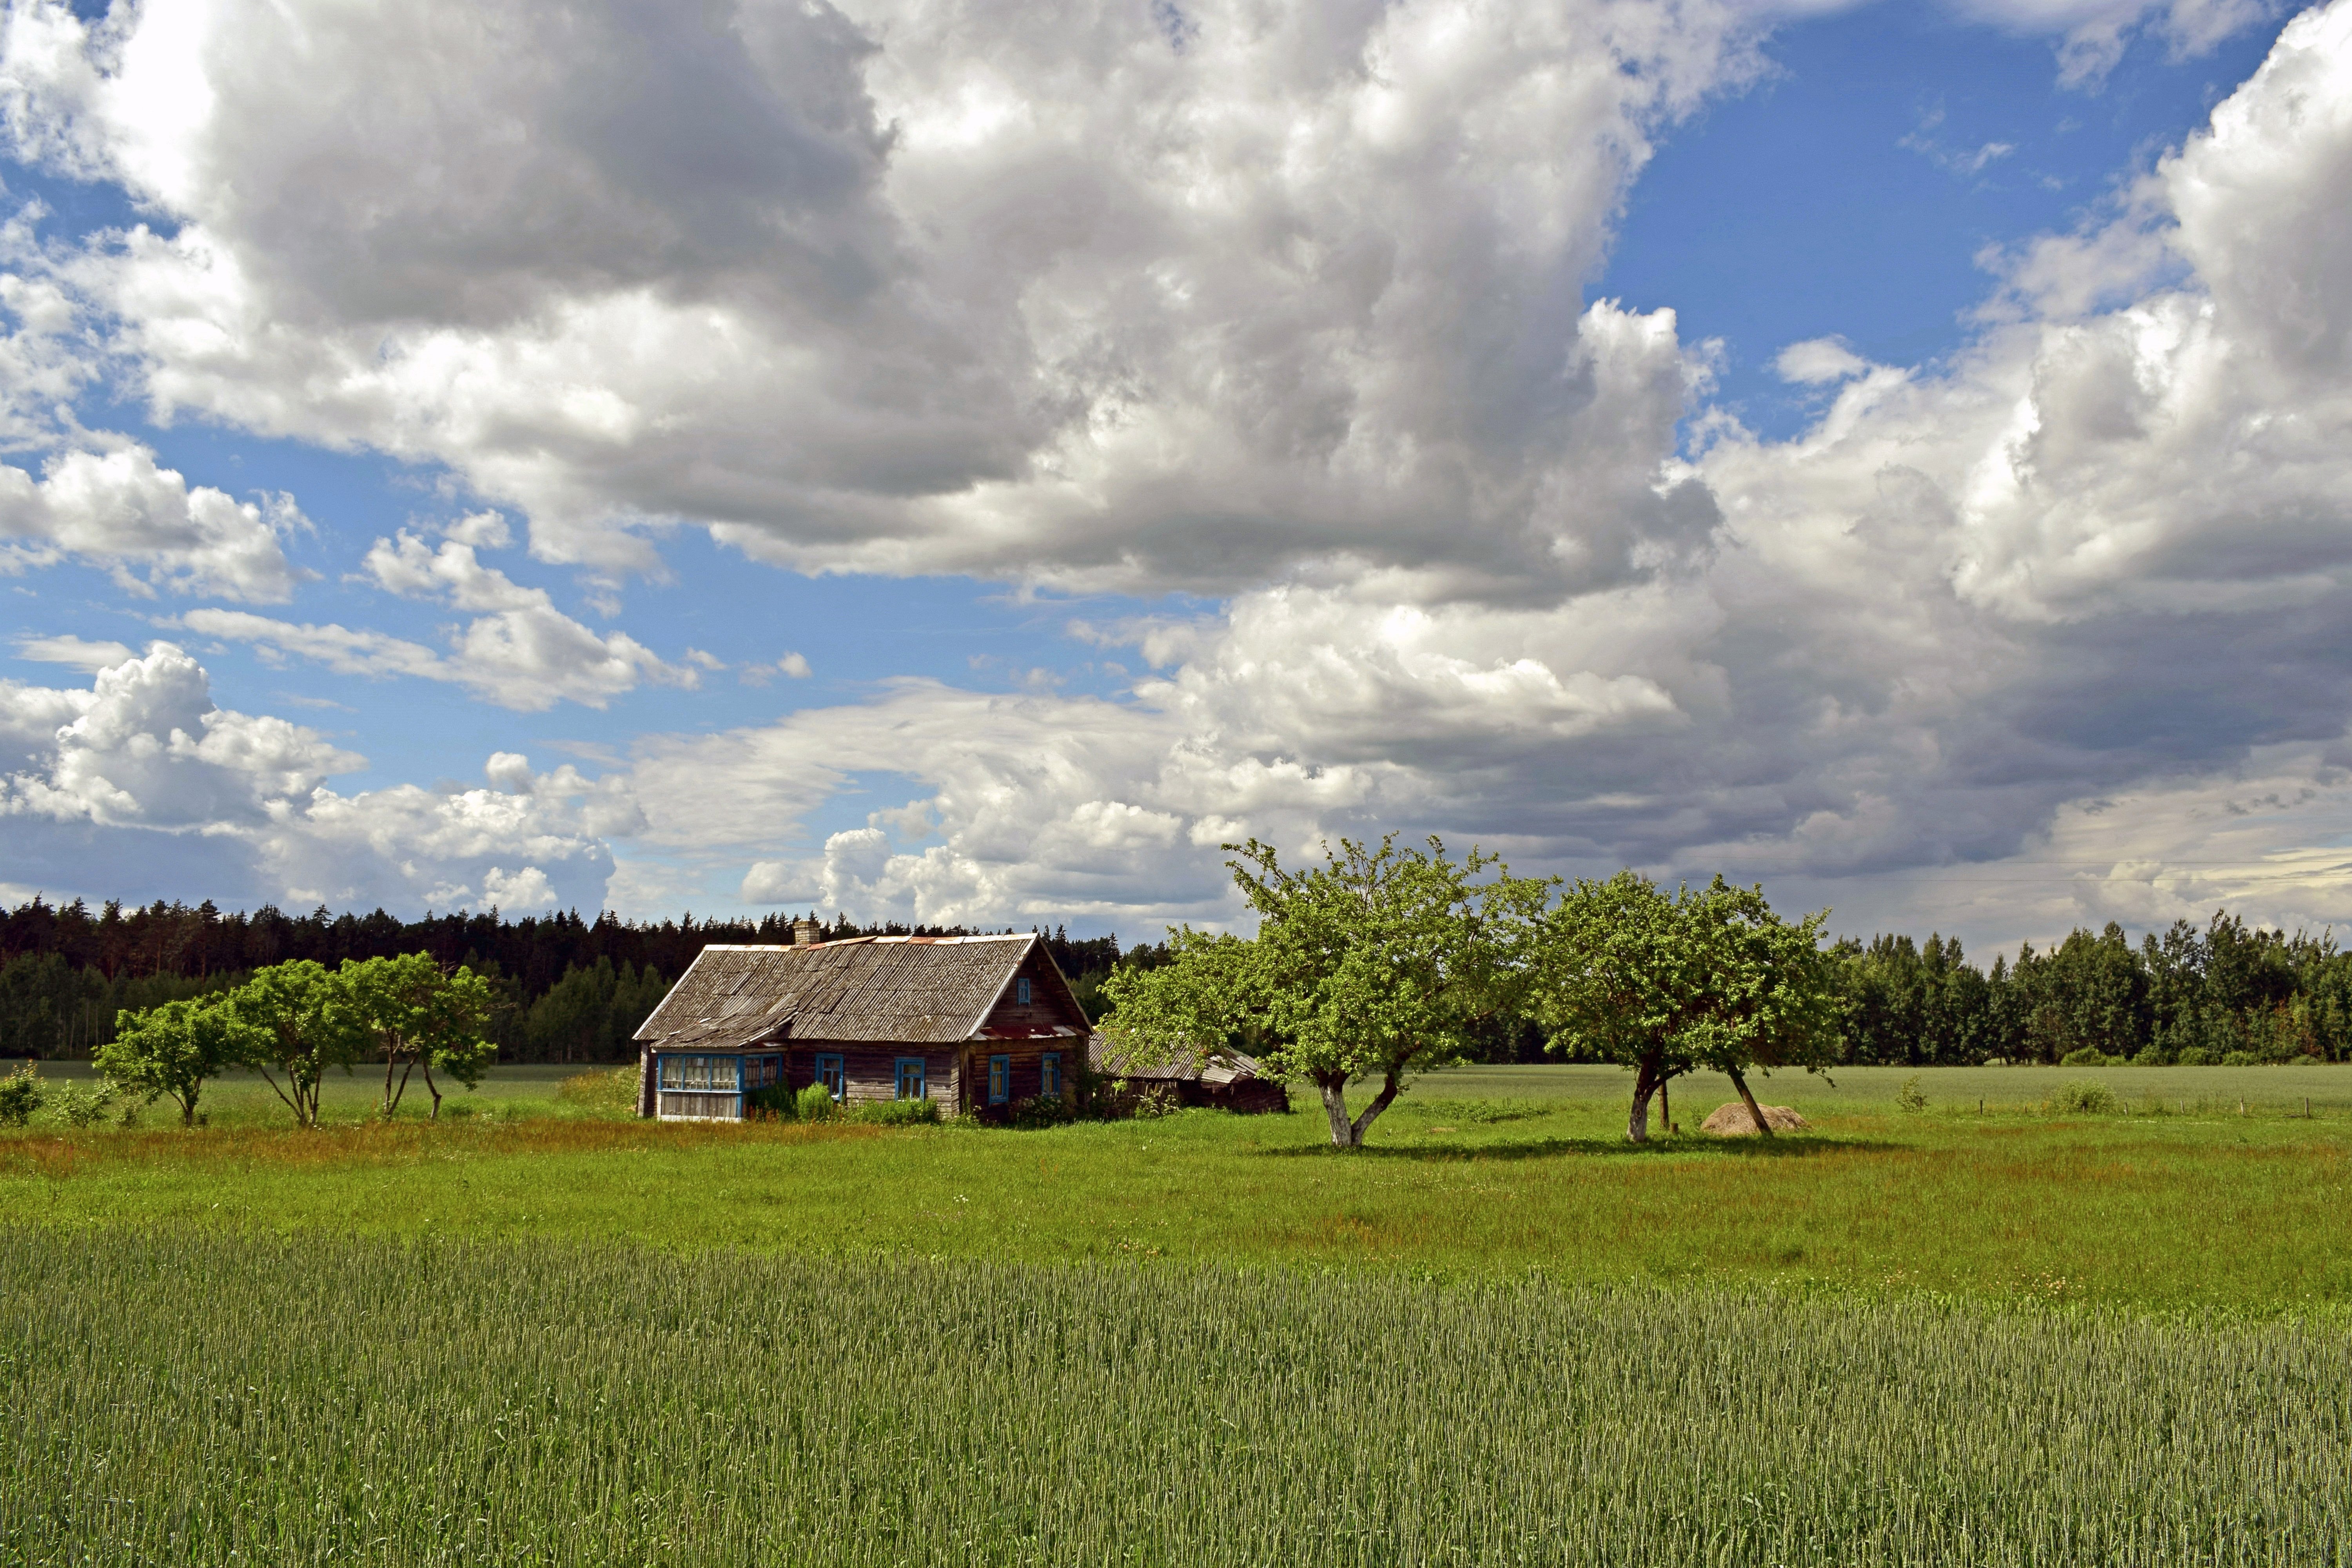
634 922 1089 1121
1087 1033 1291 1115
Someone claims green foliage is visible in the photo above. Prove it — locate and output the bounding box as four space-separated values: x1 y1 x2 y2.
2220 1050 2259 1067
2060 1046 2118 1067
557 1066 641 1115
743 1083 798 1118
7 1228 2350 1564
95 996 254 1126
2053 1080 2118 1114
225 960 366 1128
341 953 499 1120
1008 1093 1080 1129
524 957 670 1063
1895 1075 1927 1113
1111 835 1548 1148
795 1083 837 1122
0 1061 42 1126
46 1078 125 1129
1537 872 1841 1142
848 1098 942 1127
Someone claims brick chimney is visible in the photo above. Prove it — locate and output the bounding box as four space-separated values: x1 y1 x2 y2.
793 917 820 947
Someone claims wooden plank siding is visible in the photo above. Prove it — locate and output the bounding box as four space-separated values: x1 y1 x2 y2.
784 1044 963 1114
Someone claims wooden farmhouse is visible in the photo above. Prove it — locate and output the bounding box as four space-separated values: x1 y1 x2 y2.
633 924 1090 1121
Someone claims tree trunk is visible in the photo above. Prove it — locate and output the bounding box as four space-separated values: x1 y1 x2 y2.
423 1062 443 1121
1727 1065 1773 1137
1626 1054 1661 1143
1318 1075 1358 1147
385 1059 416 1120
1348 1070 1405 1145
1659 1072 1672 1135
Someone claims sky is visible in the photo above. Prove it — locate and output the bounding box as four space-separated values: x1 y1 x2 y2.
2 0 2350 959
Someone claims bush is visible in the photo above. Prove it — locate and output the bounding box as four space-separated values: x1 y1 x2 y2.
557 1066 639 1115
1010 1093 1081 1129
2053 1080 2117 1115
744 1083 798 1119
49 1080 122 1129
2060 1047 2117 1068
0 1062 42 1127
795 1083 837 1122
2220 1051 2260 1067
2176 1047 2219 1067
1895 1076 1927 1114
848 1098 941 1127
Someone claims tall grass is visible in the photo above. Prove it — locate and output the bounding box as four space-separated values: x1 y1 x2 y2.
3 1228 2347 1565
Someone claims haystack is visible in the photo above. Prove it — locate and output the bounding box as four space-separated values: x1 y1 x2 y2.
1700 1102 1808 1136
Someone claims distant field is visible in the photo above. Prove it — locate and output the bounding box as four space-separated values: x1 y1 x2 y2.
1415 1060 2352 1114
4 1063 2348 1311
13 1057 2347 1126
5 1229 2346 1567
1 1059 599 1127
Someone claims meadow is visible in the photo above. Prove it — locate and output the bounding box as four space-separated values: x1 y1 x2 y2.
2 1061 2347 1308
4 1063 2350 1563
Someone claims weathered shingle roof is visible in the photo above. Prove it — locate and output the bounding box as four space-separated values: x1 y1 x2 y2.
636 934 1071 1051
1088 1031 1269 1085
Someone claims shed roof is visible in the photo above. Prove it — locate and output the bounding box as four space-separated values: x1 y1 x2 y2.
1088 1031 1269 1085
635 933 1083 1052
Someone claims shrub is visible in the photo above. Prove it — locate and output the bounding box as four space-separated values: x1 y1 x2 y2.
2220 1051 2259 1067
849 1098 941 1127
2053 1080 2117 1115
743 1083 798 1119
0 1062 42 1127
1895 1076 1927 1114
795 1083 837 1122
49 1080 121 1129
1010 1094 1080 1129
2060 1047 2116 1068
2176 1047 2219 1067
557 1066 640 1115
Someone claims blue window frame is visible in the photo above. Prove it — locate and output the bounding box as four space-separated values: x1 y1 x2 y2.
987 1054 1011 1104
895 1057 927 1100
1040 1051 1061 1098
815 1053 845 1101
1016 976 1032 1005
657 1054 743 1093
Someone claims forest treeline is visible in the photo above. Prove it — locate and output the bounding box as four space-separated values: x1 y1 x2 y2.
2 894 2345 1066
0 897 1125 1063
1829 912 2352 1065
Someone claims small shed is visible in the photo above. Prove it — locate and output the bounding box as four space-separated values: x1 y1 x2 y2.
634 926 1089 1121
1087 1033 1291 1115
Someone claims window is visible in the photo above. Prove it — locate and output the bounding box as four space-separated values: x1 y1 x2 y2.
987 1054 1011 1104
1016 977 1032 1005
1040 1051 1061 1098
815 1053 845 1101
658 1054 744 1093
895 1058 927 1100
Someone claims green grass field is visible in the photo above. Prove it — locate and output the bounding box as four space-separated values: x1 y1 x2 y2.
4 1062 2347 1309
5 1229 2347 1567
4 1063 2350 1563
